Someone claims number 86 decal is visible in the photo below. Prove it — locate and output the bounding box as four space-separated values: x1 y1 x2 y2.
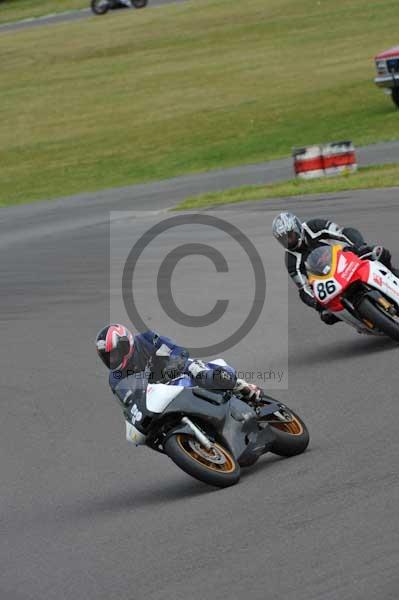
316 280 337 301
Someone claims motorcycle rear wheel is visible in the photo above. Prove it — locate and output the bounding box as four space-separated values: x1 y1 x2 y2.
358 296 399 341
268 410 309 457
165 433 240 488
91 0 110 14
132 0 148 7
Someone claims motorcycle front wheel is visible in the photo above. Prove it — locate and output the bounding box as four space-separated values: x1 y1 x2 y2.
357 296 399 341
268 410 309 457
164 433 240 488
91 0 110 15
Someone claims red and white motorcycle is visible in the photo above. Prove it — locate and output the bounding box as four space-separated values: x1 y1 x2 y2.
306 244 399 340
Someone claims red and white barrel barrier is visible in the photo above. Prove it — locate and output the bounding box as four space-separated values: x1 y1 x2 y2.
322 141 357 175
293 145 324 179
293 141 357 179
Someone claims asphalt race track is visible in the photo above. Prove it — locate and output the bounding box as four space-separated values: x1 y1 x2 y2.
0 0 188 33
1 153 399 599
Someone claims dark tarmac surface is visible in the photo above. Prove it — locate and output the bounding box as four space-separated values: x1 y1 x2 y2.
1 153 399 599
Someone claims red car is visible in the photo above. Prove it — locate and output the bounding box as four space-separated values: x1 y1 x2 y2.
374 46 399 108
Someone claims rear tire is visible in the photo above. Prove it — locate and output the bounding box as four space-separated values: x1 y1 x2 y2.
358 296 399 341
269 410 309 457
164 433 240 488
91 0 109 14
132 0 148 6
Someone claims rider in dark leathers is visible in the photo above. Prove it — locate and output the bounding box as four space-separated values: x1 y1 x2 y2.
96 325 262 424
272 213 399 324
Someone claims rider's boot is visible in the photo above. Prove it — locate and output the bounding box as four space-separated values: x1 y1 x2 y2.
320 310 340 325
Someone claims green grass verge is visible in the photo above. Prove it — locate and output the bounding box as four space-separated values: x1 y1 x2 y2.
173 164 399 210
0 0 87 24
2 0 399 205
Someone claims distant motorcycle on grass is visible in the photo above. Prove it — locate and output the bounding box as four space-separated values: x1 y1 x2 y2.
91 0 148 15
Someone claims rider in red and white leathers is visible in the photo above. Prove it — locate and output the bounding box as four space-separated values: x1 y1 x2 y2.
272 213 399 324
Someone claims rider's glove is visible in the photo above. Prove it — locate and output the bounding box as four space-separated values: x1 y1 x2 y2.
349 243 372 257
371 245 391 265
350 244 377 258
351 244 392 265
234 379 263 402
299 286 323 311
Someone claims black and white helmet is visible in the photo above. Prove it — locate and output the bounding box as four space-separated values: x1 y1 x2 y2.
272 212 304 250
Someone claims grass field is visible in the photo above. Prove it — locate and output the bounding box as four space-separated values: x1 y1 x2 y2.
173 164 399 210
0 0 87 24
2 0 399 205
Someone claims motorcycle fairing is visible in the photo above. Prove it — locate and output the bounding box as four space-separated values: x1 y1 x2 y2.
308 246 369 310
168 374 193 387
123 373 289 464
125 421 147 445
156 388 229 430
163 394 276 465
146 383 184 413
366 260 399 306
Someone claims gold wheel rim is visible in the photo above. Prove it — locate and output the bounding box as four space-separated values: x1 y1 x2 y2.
176 434 236 473
271 415 304 435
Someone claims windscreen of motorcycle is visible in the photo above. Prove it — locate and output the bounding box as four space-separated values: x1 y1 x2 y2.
306 246 333 276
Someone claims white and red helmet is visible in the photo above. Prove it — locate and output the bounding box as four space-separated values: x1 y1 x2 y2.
95 324 134 370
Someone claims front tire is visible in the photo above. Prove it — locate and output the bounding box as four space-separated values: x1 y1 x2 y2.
91 0 110 14
164 433 240 488
269 410 309 457
358 296 399 341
